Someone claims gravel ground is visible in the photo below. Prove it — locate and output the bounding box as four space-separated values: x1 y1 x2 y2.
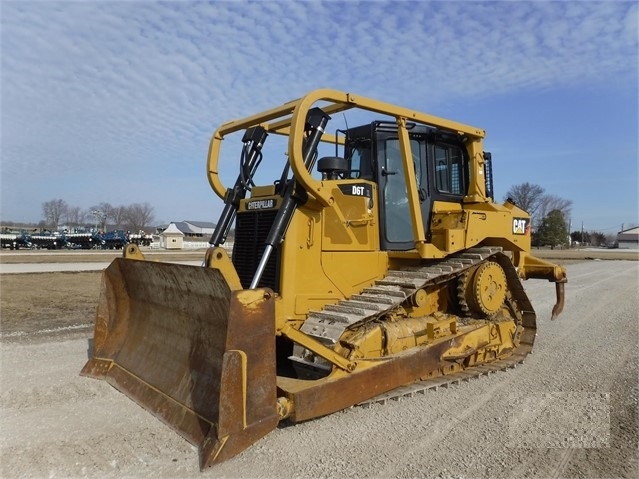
1 260 637 478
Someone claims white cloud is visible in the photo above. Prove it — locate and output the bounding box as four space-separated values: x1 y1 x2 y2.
1 0 636 226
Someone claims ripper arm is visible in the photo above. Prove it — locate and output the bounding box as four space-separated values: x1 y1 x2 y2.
517 253 567 320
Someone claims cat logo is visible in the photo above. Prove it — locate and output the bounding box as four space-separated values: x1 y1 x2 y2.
513 218 530 235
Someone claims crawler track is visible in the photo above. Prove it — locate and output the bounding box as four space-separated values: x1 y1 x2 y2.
358 345 529 407
293 247 537 398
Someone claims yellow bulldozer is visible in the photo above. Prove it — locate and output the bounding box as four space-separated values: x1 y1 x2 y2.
81 89 567 469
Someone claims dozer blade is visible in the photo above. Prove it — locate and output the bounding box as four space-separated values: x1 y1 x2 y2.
80 258 278 469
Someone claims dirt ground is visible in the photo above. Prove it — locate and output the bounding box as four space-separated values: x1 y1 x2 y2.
1 272 100 340
0 251 637 478
0 249 209 340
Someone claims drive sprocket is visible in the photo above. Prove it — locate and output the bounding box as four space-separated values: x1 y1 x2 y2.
461 261 507 317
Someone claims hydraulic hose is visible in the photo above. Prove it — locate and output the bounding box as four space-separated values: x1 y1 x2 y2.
209 126 268 246
249 108 330 289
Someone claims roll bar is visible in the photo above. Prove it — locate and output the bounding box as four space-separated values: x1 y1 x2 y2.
207 89 485 207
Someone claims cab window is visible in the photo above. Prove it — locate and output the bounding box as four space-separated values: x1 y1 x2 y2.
434 144 464 195
347 143 373 180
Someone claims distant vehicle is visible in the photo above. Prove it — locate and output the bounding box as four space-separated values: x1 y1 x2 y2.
128 232 153 247
99 230 128 249
28 232 65 249
0 233 31 250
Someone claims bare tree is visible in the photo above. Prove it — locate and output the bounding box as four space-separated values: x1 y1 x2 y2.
89 202 114 231
65 206 85 228
123 202 155 232
504 182 545 218
42 199 68 230
505 183 572 230
110 205 127 230
537 194 572 226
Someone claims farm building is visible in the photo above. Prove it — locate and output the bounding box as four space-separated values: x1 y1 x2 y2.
158 221 216 238
159 223 184 249
617 226 639 249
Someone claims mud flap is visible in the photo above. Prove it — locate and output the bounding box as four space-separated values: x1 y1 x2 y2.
80 258 278 468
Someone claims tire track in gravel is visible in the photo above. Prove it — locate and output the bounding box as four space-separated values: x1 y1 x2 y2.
548 449 575 479
546 266 635 345
375 261 638 479
507 261 638 479
372 364 526 477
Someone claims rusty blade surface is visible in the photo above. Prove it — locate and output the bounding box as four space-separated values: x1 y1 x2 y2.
81 259 278 469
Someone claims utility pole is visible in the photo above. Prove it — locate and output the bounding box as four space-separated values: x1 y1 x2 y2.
568 218 572 247
91 210 107 233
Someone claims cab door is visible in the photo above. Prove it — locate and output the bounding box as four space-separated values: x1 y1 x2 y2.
375 126 430 251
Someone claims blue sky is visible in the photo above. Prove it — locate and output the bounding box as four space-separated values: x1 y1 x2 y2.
1 0 637 233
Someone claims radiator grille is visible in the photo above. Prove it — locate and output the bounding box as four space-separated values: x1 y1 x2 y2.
232 210 280 292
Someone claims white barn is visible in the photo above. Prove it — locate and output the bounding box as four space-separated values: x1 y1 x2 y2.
158 221 216 238
617 226 639 249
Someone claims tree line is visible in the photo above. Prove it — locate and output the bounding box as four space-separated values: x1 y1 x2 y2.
38 186 613 248
505 182 613 248
42 199 155 232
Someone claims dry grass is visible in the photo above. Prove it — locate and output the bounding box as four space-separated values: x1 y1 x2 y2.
0 271 101 338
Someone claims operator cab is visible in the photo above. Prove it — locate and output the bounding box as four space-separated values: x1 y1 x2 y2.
340 122 470 251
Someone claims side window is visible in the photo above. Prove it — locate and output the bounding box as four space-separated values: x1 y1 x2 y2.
434 144 464 195
349 147 362 179
347 143 373 180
